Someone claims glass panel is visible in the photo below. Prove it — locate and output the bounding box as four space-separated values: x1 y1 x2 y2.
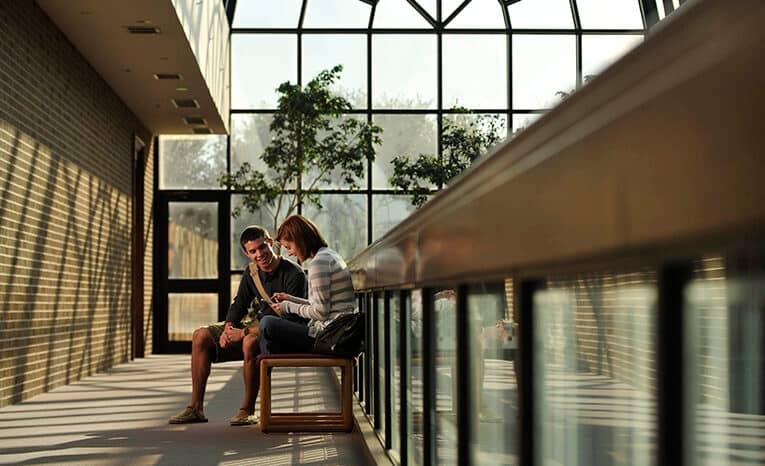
230 273 242 300
372 114 437 189
576 0 644 30
305 114 368 189
443 34 507 109
168 293 218 341
372 194 418 241
230 195 288 270
302 34 367 109
446 0 505 29
418 0 437 21
442 0 465 21
303 0 371 28
512 113 543 135
232 0 301 28
374 0 432 28
372 35 437 109
685 258 765 466
467 283 517 465
582 35 643 79
168 202 218 279
508 0 574 29
442 112 508 149
231 113 296 189
302 194 368 262
159 135 226 190
433 289 458 465
231 113 272 175
391 293 402 461
409 290 425 465
512 34 576 109
232 34 297 109
376 293 387 441
534 272 657 466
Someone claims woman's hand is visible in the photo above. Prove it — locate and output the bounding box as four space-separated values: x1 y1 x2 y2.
271 302 282 316
271 292 290 303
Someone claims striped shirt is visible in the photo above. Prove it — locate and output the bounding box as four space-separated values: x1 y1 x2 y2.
281 247 355 337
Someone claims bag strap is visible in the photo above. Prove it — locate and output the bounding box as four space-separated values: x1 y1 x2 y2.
248 262 272 305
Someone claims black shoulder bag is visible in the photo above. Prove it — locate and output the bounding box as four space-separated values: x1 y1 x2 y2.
313 311 365 357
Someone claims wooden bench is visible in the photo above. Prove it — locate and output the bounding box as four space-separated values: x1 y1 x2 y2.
258 353 354 433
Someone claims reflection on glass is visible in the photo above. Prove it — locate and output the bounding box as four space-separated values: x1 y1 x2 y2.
159 135 226 190
507 0 574 29
443 113 508 149
373 35 437 109
467 283 517 465
373 0 431 28
232 0 301 28
582 35 643 78
433 289 458 465
168 293 218 341
409 290 424 466
302 35 367 109
169 203 218 279
376 293 387 442
303 0 371 28
302 194 368 262
685 261 765 466
576 0 644 30
534 273 657 466
372 195 418 241
232 35 297 109
444 34 507 109
391 293 402 461
512 35 576 110
372 114 437 189
446 0 504 29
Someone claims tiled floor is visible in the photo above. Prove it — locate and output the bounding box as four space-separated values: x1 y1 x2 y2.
0 355 372 465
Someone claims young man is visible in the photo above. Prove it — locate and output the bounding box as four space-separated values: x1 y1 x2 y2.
169 225 307 426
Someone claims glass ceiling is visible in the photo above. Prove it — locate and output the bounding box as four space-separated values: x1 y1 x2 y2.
233 0 649 30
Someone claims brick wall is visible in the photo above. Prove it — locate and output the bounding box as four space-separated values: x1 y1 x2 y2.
0 1 154 406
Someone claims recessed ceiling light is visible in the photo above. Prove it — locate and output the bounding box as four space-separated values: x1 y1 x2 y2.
126 26 160 34
172 98 199 109
134 19 152 24
175 87 188 92
154 73 183 80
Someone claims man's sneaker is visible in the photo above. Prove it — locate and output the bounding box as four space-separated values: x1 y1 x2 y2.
169 406 208 424
229 409 254 426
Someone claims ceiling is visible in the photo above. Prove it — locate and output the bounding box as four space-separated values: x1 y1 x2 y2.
36 0 227 135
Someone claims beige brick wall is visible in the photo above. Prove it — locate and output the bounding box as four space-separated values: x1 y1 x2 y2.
0 1 154 406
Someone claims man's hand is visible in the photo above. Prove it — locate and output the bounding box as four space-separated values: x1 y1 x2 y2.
219 322 244 348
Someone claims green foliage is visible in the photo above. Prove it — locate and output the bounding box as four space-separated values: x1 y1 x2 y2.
218 65 382 234
389 109 504 207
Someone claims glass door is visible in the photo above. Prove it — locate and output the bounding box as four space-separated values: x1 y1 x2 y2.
155 193 230 352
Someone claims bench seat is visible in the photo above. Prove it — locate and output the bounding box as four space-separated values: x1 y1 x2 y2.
257 353 354 433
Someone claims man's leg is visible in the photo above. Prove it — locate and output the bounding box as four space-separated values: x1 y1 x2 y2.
240 333 260 414
190 327 216 412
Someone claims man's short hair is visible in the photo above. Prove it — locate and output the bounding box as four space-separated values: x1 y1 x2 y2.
239 225 270 251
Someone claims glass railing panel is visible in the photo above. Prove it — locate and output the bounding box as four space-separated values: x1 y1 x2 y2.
684 257 765 466
433 288 458 465
534 271 658 466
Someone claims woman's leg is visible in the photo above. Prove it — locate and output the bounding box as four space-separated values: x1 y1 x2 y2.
259 315 315 354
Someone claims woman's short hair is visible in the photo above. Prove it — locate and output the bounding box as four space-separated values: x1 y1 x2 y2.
276 215 328 259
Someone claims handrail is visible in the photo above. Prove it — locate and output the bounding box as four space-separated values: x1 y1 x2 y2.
349 0 765 290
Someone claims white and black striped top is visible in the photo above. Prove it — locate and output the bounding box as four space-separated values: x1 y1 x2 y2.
281 247 355 337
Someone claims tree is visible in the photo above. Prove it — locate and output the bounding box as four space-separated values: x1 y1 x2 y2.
218 65 382 236
389 109 504 207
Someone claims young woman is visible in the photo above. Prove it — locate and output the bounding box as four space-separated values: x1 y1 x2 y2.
259 214 356 354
